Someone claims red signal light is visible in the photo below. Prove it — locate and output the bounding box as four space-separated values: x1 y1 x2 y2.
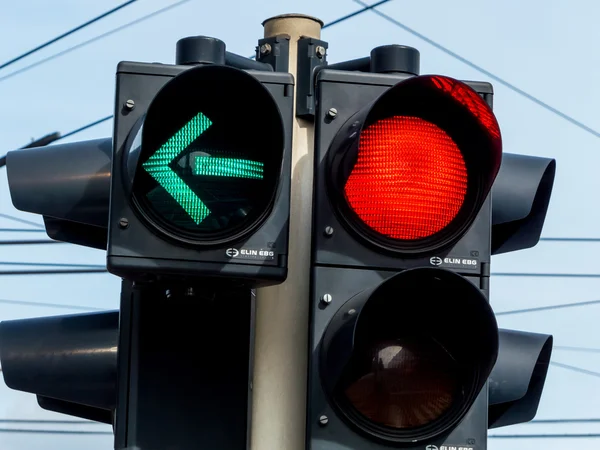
429 76 501 140
344 116 468 240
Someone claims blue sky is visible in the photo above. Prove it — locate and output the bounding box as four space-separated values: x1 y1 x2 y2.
1 0 600 449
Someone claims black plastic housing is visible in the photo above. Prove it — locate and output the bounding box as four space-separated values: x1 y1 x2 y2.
107 61 295 287
308 70 502 450
0 311 119 424
308 266 494 450
491 153 556 255
312 69 496 279
488 329 553 429
6 138 112 249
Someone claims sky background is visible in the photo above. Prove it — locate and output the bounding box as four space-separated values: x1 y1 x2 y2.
1 0 599 449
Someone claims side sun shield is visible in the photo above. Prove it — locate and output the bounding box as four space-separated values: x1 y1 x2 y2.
6 138 112 249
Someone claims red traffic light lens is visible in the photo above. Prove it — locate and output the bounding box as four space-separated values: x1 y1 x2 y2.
344 338 460 429
344 116 467 241
328 75 503 255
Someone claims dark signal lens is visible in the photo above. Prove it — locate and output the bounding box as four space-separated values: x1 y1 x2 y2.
343 116 467 240
343 338 460 429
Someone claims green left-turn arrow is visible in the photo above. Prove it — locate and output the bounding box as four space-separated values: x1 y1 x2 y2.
142 112 213 224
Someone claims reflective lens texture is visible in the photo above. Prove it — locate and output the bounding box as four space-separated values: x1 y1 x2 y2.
344 116 467 241
343 337 460 429
132 65 284 243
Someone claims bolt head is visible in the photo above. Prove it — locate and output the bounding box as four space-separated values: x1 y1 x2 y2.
124 99 135 110
347 308 357 316
319 415 329 426
326 108 338 119
260 43 272 55
324 226 334 237
321 294 332 304
316 46 326 58
118 218 129 229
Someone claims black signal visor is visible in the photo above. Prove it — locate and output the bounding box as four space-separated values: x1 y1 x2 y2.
320 268 498 444
130 64 285 247
327 75 502 255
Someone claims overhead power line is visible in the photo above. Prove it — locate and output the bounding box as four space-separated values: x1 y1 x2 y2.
489 433 600 439
58 115 112 141
0 419 100 425
0 298 104 311
0 428 112 435
0 0 139 71
0 0 192 84
496 299 600 316
554 345 600 354
44 1 393 141
540 237 600 243
0 262 105 268
325 0 392 30
356 0 600 139
0 240 61 245
530 418 600 424
0 268 107 276
493 272 600 278
551 361 600 379
0 213 43 228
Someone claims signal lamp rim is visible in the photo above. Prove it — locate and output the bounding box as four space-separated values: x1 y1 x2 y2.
128 64 285 247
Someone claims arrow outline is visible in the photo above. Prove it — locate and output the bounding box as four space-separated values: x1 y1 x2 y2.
142 111 213 224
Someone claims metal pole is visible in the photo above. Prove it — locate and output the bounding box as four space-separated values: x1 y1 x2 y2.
251 13 323 450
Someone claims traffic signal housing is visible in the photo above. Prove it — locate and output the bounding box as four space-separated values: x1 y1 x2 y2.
1 35 293 436
107 58 294 286
5 36 295 287
308 48 554 450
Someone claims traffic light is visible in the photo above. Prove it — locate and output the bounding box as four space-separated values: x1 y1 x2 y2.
1 35 291 439
307 46 555 449
5 36 294 287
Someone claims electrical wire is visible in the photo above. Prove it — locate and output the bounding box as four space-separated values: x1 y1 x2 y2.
0 240 61 245
0 428 111 435
489 433 600 439
540 237 600 243
496 299 600 316
0 298 105 311
554 345 600 354
325 0 392 29
0 0 139 71
355 0 600 139
0 268 108 276
0 420 100 425
41 1 392 141
0 213 43 228
551 361 600 379
0 262 105 268
530 418 600 424
57 115 112 141
493 272 600 278
0 0 193 84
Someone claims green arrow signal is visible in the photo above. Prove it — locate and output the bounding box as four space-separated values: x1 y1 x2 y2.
142 112 213 224
193 156 264 179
